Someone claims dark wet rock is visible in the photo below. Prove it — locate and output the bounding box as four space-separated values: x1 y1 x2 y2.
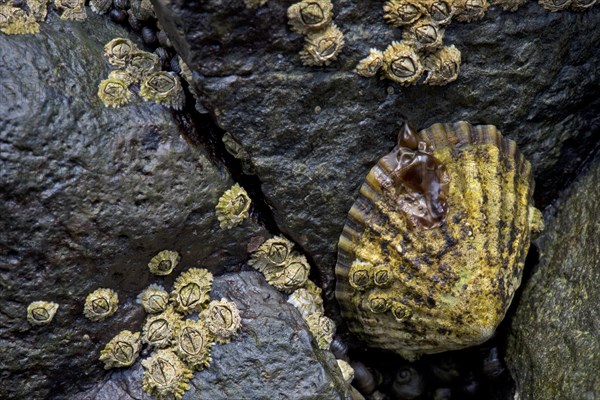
506 154 600 400
72 271 349 400
151 0 600 303
0 12 268 399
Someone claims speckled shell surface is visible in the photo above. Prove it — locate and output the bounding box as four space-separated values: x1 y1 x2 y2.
335 121 541 360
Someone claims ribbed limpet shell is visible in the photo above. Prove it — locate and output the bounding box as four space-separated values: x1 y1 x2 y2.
382 41 424 85
215 183 252 229
305 312 335 350
98 78 132 108
148 250 180 276
402 19 445 53
137 284 170 314
269 253 311 293
287 0 333 34
54 0 86 21
423 45 461 86
142 306 183 348
140 71 185 110
299 23 345 67
104 38 139 69
0 6 39 35
27 301 58 326
454 0 489 21
84 288 118 321
99 330 141 369
248 235 295 277
201 298 242 344
335 121 544 360
142 349 193 400
170 268 213 314
172 319 213 370
126 51 161 83
383 0 426 27
355 48 384 78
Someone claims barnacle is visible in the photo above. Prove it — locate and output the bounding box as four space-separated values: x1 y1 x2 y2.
537 0 572 9
171 319 213 370
215 183 252 229
137 284 170 314
335 121 543 360
26 0 49 22
355 48 384 78
570 0 596 10
83 288 118 321
108 70 136 87
287 281 324 318
382 41 424 85
336 359 355 384
243 0 268 8
104 38 139 69
402 19 445 53
305 312 335 350
201 298 242 344
142 349 193 400
27 301 58 326
287 0 333 34
126 51 161 83
148 250 181 276
140 72 185 110
269 253 311 293
423 45 461 86
0 6 39 35
99 330 141 369
170 268 213 314
454 0 489 22
383 0 426 27
97 78 132 108
89 0 111 14
423 0 455 25
299 23 345 67
54 0 86 21
142 306 183 348
248 235 295 277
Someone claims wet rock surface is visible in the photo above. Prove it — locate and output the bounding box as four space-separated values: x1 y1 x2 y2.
73 271 348 400
506 154 600 400
151 0 600 303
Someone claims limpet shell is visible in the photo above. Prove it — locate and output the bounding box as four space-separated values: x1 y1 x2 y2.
171 319 213 370
215 183 252 229
383 0 426 27
27 301 58 326
54 0 86 21
287 0 333 34
142 306 183 348
335 121 543 360
299 23 345 67
248 235 295 277
142 349 193 400
148 250 181 276
98 78 132 108
137 284 170 314
104 38 139 69
269 253 311 293
170 268 213 314
355 48 384 78
382 41 424 85
305 312 335 350
423 45 461 86
140 71 185 110
84 288 118 321
201 298 242 344
454 0 489 21
99 330 141 369
402 18 445 53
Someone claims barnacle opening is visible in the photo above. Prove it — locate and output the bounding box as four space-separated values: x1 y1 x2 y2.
382 42 424 85
202 298 242 344
140 71 185 110
171 268 213 314
142 349 193 400
172 320 213 369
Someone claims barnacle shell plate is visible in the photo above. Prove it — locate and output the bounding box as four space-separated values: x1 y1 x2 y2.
335 121 542 360
287 0 333 34
99 330 141 369
27 301 58 325
148 250 180 276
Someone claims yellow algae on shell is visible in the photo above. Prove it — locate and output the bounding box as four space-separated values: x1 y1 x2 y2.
27 301 58 326
423 45 461 86
382 41 424 85
383 0 426 27
137 284 170 314
305 312 335 350
142 349 193 400
148 250 181 276
355 48 384 78
98 78 132 108
287 0 333 34
215 183 252 229
170 268 213 314
84 288 118 321
300 23 345 67
140 71 186 110
201 298 242 344
171 319 213 370
104 38 139 68
99 330 141 369
142 306 183 348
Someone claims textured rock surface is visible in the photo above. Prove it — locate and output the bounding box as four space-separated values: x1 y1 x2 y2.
506 154 600 400
151 0 600 303
0 13 268 399
73 271 349 400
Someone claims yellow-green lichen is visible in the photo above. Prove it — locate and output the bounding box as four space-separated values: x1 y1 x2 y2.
170 268 213 314
215 183 252 229
99 330 141 369
27 301 58 326
148 250 181 276
142 349 193 400
201 298 242 344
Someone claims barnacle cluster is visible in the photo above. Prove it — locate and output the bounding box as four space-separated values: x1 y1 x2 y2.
98 37 185 109
27 301 59 326
287 0 345 67
84 288 118 321
215 183 252 229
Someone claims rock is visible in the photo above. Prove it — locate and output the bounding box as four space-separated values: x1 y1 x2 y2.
506 154 600 400
0 12 268 399
151 0 600 302
72 271 349 400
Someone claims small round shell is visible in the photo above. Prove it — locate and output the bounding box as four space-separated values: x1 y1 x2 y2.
98 78 132 108
336 359 355 384
172 319 213 370
382 41 424 86
287 284 324 318
201 298 242 344
383 0 426 27
84 288 118 322
137 284 170 314
126 51 161 83
402 19 445 53
27 301 58 326
142 306 183 348
537 0 572 9
142 349 193 400
305 312 335 350
140 71 185 110
269 253 311 293
148 250 181 276
355 48 384 78
26 0 49 22
54 0 86 21
570 0 596 10
423 45 461 86
287 0 333 34
300 23 345 67
215 183 252 229
248 235 295 276
170 268 213 314
243 0 268 8
99 330 141 369
423 0 455 25
89 0 111 14
0 6 39 35
454 0 489 22
104 38 139 69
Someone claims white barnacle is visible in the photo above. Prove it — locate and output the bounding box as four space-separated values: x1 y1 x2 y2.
287 280 324 318
137 284 170 314
454 0 489 21
142 306 183 348
170 268 213 314
215 183 252 229
300 23 345 67
201 298 242 344
83 288 118 321
383 0 426 27
248 235 295 276
171 319 213 370
423 45 461 86
126 51 161 83
269 253 311 293
99 330 141 369
401 18 445 53
104 38 139 68
27 301 58 326
147 250 181 276
382 41 424 85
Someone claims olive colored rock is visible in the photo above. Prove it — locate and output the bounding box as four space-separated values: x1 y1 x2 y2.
506 154 600 400
0 12 266 399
